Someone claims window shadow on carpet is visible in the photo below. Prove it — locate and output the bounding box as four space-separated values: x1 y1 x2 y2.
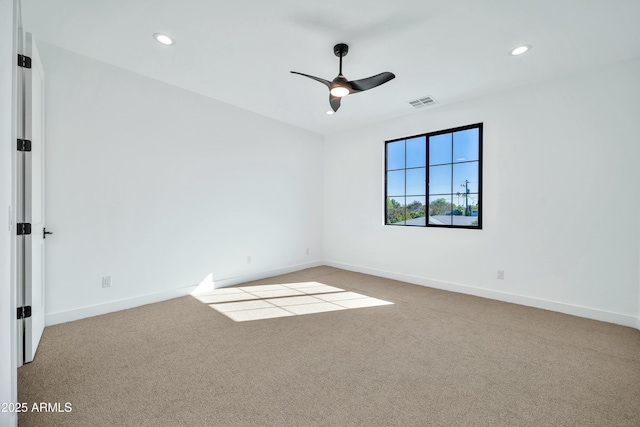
192 282 393 322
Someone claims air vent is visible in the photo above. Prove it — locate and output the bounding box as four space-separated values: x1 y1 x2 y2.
408 96 438 109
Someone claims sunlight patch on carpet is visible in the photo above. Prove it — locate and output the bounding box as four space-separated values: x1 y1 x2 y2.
192 282 393 322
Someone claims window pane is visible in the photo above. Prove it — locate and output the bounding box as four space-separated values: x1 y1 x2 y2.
386 140 405 170
452 192 479 217
406 167 426 196
453 161 479 194
453 128 479 162
386 197 405 225
429 195 452 225
452 215 479 227
452 196 479 227
428 164 451 195
406 137 426 168
386 170 405 197
452 192 468 212
405 196 426 226
429 133 452 165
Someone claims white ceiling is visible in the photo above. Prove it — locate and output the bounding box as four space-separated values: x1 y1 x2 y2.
21 0 640 136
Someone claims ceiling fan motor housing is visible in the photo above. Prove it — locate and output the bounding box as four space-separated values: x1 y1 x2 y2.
334 43 349 57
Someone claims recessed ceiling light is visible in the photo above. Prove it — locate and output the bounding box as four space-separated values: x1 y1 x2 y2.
153 33 174 46
325 110 334 115
510 44 531 56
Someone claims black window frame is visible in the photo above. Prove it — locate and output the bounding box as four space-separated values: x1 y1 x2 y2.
384 123 483 229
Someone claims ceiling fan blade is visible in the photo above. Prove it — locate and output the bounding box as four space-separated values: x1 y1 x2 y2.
290 71 331 88
329 93 341 112
348 72 396 93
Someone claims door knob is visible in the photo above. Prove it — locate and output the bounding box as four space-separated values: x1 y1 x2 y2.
43 228 53 239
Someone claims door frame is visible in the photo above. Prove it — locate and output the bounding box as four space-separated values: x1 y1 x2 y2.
2 0 22 424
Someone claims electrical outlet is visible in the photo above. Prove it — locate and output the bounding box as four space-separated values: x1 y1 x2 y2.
497 270 504 280
306 248 310 255
102 276 112 288
247 256 252 264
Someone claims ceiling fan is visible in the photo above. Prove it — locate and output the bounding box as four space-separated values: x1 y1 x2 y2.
291 43 395 113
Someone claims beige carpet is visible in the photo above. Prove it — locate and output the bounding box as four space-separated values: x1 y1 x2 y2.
18 266 640 426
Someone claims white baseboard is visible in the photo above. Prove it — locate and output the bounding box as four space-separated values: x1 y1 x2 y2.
45 260 324 326
325 260 639 329
45 285 199 326
213 260 324 288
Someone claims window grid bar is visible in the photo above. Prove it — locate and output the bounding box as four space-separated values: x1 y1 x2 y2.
403 139 407 224
430 160 478 168
387 166 426 172
450 132 454 225
425 135 429 222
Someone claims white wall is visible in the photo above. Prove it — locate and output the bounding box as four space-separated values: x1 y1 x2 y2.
1 0 18 424
324 57 640 327
39 44 324 324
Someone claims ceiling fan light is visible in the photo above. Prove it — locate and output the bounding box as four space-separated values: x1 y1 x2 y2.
330 86 349 97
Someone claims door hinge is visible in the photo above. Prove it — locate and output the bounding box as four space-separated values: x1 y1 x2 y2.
17 223 31 235
17 306 32 320
18 54 32 69
17 139 32 152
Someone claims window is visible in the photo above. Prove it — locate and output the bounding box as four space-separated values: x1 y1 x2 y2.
385 123 482 228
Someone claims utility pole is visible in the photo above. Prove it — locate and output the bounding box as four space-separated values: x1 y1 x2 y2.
463 180 470 216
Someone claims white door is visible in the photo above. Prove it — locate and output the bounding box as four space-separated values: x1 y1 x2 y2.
17 32 46 365
24 33 46 363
